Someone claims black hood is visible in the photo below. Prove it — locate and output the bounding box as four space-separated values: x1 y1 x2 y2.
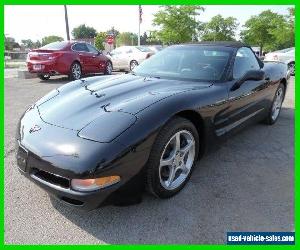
37 74 211 130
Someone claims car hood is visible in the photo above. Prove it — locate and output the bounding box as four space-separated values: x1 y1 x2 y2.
37 74 211 131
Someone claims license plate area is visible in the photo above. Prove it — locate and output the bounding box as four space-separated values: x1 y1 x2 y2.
33 64 42 70
17 145 28 172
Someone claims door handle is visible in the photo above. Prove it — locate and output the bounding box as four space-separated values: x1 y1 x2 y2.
92 55 96 58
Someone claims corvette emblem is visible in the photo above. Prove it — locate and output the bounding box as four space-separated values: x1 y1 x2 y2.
29 125 41 133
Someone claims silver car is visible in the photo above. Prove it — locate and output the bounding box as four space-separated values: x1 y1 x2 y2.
265 47 295 75
108 46 154 71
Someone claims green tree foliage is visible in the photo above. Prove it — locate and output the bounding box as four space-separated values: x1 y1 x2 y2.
201 15 238 41
152 5 204 44
147 31 162 45
140 32 148 45
21 39 34 49
41 35 64 46
116 32 138 46
5 36 20 51
72 24 97 39
240 10 294 53
94 32 107 50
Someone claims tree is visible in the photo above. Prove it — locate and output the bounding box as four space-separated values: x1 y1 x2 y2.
152 5 204 44
94 32 106 50
201 15 238 41
140 32 148 45
21 39 34 49
147 31 162 45
240 10 294 54
72 24 97 39
5 36 20 51
41 35 64 46
116 32 138 46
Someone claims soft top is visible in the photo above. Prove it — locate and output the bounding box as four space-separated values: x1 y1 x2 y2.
185 41 248 48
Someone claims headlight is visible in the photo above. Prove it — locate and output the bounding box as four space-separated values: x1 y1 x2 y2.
71 176 121 192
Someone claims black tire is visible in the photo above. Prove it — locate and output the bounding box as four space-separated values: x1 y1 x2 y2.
145 117 199 198
38 74 50 81
288 62 295 76
104 61 112 75
69 62 82 80
129 60 138 71
264 83 285 125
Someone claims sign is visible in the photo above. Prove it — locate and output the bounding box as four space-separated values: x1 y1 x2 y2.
106 35 114 45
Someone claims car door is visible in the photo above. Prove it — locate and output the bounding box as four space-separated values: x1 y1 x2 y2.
86 43 106 73
72 43 93 73
225 47 270 134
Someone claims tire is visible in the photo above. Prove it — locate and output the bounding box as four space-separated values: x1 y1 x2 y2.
69 62 82 80
38 73 50 81
264 83 285 125
288 62 295 76
145 117 199 198
104 61 112 75
129 60 138 71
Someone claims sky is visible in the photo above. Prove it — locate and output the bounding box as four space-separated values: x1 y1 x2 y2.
5 5 293 43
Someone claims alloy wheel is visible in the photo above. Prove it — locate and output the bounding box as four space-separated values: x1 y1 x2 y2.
159 130 196 190
72 63 81 79
271 87 284 121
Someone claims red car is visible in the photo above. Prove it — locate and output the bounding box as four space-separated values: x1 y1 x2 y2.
27 41 113 80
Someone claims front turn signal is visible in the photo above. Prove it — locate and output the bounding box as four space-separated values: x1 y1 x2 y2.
71 176 120 192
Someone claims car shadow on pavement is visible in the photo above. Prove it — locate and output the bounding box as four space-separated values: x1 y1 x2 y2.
50 107 294 244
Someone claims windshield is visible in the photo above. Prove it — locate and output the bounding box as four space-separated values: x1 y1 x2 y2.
40 41 68 50
136 46 152 52
133 45 232 81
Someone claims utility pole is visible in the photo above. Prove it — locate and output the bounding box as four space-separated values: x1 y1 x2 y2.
138 5 142 46
64 5 70 41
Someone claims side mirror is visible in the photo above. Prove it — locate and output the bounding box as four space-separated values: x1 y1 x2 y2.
97 51 102 55
231 70 265 91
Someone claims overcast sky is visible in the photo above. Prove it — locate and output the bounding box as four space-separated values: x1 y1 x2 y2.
5 5 293 42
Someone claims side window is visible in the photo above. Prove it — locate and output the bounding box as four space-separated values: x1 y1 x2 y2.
72 43 89 52
87 44 99 54
233 47 260 79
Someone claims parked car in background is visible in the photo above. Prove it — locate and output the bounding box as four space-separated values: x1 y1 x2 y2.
27 41 113 80
265 47 295 76
107 46 154 71
147 45 164 53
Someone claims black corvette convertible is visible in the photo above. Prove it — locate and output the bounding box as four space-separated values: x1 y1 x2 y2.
17 42 288 210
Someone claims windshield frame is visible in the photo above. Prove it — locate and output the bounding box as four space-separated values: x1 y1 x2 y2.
132 44 235 83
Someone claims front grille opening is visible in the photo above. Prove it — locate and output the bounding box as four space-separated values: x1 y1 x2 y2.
33 168 70 188
61 196 84 206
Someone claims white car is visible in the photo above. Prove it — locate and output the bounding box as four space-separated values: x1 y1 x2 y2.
108 46 154 71
265 47 295 75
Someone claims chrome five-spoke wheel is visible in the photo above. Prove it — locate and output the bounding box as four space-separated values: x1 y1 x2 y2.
145 117 199 198
159 130 195 190
271 87 284 121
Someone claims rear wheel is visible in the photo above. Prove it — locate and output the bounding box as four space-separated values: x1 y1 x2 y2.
288 62 295 76
145 117 199 198
264 83 285 125
129 60 138 71
69 62 82 80
104 61 112 75
37 74 50 81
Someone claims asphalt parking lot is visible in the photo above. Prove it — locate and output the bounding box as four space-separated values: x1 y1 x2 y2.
5 74 294 244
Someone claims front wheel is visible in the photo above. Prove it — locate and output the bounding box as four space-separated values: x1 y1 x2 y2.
145 117 199 198
69 62 82 80
264 83 285 125
37 73 50 81
104 61 112 75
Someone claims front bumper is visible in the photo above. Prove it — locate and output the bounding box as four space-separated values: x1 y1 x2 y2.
16 106 151 210
17 160 119 210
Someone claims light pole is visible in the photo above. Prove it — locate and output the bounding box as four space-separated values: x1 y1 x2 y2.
64 5 70 41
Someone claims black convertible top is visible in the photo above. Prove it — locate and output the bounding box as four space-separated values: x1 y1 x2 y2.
185 41 248 48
